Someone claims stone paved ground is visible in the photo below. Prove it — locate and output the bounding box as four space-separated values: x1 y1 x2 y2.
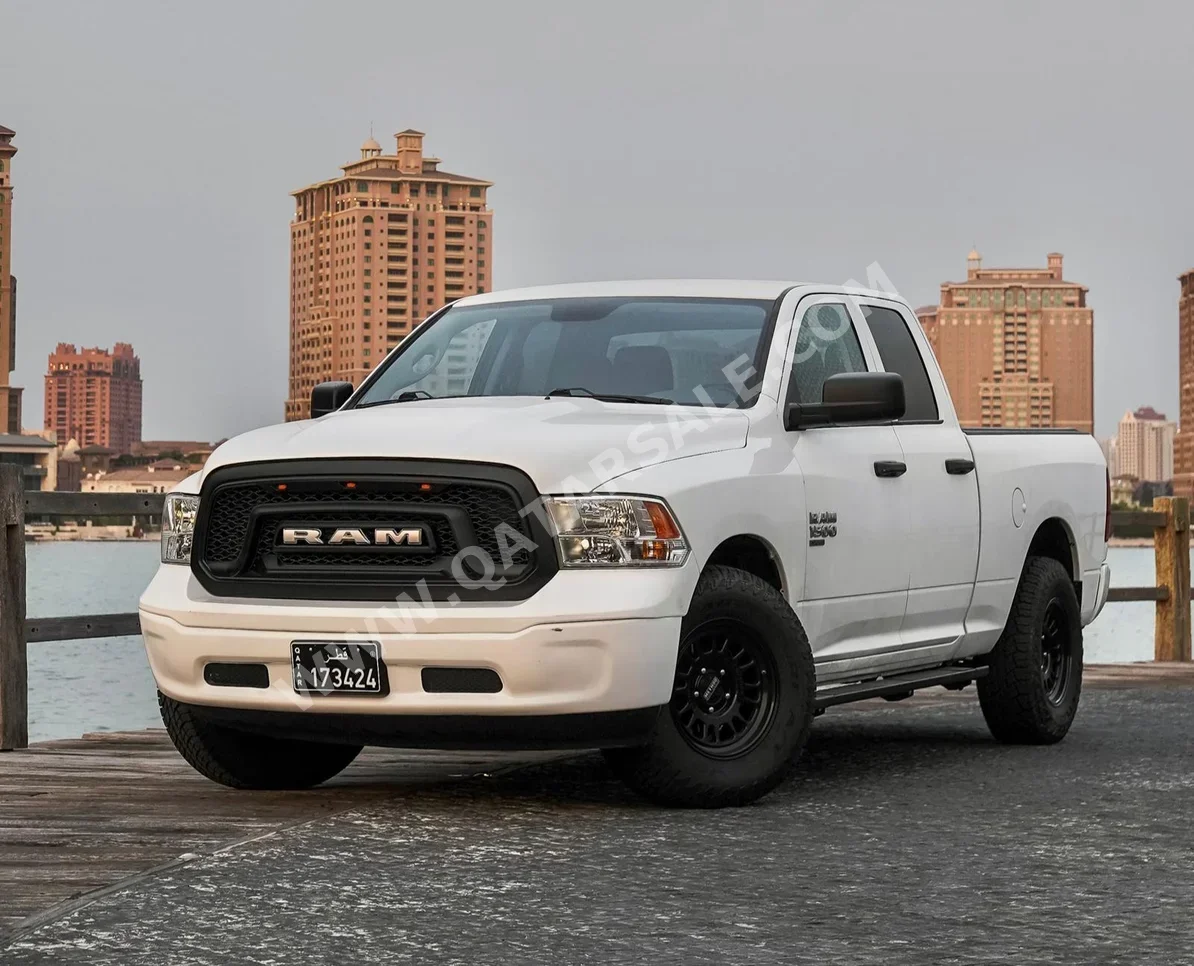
6 687 1194 965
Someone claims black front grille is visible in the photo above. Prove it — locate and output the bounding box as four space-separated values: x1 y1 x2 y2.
191 460 555 602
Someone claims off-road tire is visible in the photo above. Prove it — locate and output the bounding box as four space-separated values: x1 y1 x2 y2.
603 565 815 808
977 556 1083 744
159 692 363 789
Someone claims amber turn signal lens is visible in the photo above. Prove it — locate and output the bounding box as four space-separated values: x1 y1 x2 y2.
639 540 670 560
645 501 681 540
344 481 357 490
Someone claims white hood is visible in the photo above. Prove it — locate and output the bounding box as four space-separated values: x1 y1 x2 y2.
200 397 749 492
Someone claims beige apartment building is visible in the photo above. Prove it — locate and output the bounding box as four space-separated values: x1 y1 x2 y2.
0 125 23 434
1116 407 1174 483
285 130 493 421
916 250 1094 432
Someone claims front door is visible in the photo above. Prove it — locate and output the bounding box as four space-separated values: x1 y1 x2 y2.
783 298 911 664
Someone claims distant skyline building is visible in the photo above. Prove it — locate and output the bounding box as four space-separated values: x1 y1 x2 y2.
285 129 493 421
81 457 192 495
916 250 1093 433
1098 436 1117 477
0 432 57 491
0 124 23 434
44 343 143 454
1173 271 1194 499
1116 406 1174 483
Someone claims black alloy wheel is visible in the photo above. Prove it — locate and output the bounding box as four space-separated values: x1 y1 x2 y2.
1040 597 1072 705
671 617 779 759
602 565 815 807
977 556 1084 745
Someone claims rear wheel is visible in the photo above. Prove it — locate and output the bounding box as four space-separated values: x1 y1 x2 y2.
159 693 363 789
977 556 1083 744
603 565 815 808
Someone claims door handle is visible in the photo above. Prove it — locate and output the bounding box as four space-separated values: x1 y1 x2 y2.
873 460 907 478
945 459 975 475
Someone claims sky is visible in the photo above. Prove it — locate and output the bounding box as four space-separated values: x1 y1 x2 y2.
1 0 1192 440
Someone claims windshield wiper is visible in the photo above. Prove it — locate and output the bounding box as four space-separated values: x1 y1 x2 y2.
357 390 441 408
546 387 673 405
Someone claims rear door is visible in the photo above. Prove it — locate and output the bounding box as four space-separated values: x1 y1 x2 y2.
858 300 980 650
783 297 910 661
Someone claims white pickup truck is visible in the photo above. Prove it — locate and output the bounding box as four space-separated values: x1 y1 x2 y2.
140 280 1111 807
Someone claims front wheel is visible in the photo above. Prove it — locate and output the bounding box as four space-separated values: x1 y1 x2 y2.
977 556 1083 744
159 693 363 789
603 566 815 808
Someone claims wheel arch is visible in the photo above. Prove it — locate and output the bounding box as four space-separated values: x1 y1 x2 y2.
701 533 785 596
1026 516 1079 589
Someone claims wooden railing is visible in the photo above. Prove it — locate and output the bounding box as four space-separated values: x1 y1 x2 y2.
0 470 164 749
0 468 1190 751
1107 498 1191 662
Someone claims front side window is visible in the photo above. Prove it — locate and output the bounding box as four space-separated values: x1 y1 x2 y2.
353 297 775 408
787 302 867 404
861 304 938 421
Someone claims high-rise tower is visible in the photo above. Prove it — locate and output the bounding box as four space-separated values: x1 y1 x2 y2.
285 130 493 421
916 250 1093 432
0 124 23 433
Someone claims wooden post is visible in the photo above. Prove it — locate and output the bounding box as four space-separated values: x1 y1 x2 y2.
0 465 26 749
1153 496 1192 663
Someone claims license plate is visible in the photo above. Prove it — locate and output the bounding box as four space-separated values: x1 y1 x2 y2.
291 641 383 696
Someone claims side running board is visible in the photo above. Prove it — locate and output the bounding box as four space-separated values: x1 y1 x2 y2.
814 665 988 710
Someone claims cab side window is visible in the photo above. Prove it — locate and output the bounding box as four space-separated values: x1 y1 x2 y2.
861 305 939 421
787 302 868 404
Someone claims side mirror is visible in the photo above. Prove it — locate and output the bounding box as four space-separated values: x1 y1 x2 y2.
310 381 353 419
784 372 905 430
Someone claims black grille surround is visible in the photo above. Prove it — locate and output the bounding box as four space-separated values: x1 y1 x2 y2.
191 459 558 602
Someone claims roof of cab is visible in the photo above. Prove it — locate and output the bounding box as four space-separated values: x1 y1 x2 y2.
455 279 904 306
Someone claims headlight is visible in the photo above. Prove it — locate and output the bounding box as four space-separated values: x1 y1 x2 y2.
545 496 689 568
161 493 199 564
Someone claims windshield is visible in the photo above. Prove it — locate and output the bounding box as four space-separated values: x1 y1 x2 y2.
353 296 775 408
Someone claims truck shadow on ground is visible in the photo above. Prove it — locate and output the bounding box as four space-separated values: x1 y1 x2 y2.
388 707 1010 810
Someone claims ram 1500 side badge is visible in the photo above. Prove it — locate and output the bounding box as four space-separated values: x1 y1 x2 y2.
808 511 838 547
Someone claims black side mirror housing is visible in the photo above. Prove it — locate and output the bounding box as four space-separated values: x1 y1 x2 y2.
785 372 905 430
310 381 354 419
